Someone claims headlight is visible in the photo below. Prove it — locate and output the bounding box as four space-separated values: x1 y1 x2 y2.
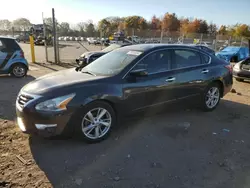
233 63 240 71
35 93 75 111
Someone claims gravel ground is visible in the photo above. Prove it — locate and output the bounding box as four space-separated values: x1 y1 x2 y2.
1 64 250 188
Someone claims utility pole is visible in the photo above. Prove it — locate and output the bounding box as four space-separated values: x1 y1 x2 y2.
52 8 58 64
42 12 48 62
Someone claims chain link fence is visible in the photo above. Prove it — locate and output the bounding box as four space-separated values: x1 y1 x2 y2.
1 19 249 64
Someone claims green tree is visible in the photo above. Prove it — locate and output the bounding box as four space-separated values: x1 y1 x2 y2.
98 19 111 37
85 20 96 37
218 25 227 35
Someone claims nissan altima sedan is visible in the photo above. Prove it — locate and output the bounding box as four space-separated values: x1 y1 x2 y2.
16 44 233 143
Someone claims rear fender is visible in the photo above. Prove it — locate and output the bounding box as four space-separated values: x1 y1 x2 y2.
4 58 29 71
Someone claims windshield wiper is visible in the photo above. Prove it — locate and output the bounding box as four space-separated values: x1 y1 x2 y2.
82 71 96 76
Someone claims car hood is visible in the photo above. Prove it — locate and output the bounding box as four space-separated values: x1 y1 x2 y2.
80 51 107 58
21 68 105 95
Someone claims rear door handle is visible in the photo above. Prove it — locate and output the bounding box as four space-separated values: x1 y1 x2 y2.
201 69 209 74
166 77 176 82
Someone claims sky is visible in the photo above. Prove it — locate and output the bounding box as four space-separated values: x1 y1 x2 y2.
1 0 249 26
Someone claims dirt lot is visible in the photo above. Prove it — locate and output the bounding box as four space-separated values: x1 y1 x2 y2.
19 42 103 64
1 64 250 188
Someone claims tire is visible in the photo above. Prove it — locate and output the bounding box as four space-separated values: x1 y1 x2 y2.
74 101 116 143
200 82 221 111
10 64 27 78
236 78 244 82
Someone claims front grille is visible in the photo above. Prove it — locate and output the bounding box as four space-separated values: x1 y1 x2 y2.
17 94 34 108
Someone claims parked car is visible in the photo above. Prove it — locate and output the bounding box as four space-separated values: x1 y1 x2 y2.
76 43 132 67
216 46 249 62
233 57 250 82
16 44 233 143
0 36 28 77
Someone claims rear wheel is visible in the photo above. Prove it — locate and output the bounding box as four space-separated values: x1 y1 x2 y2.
11 64 27 78
200 83 221 111
74 101 116 143
236 78 244 82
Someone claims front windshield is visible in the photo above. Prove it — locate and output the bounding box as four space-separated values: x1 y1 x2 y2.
222 47 240 52
101 44 121 52
82 48 143 76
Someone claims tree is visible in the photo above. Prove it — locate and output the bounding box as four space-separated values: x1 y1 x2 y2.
150 15 161 30
234 24 250 37
85 20 96 37
124 16 147 30
59 22 70 36
77 22 86 36
44 17 59 31
180 18 190 34
218 25 227 35
98 19 111 37
161 13 180 32
0 19 11 31
198 20 208 34
12 18 31 31
208 22 217 36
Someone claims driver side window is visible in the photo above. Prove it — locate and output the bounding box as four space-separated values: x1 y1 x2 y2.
133 50 170 74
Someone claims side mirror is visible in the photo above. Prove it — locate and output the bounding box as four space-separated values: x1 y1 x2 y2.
129 69 148 77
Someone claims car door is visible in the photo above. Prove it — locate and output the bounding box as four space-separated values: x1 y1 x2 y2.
170 48 212 100
123 49 178 112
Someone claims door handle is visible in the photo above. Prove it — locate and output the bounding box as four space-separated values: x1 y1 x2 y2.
166 77 176 82
201 69 209 74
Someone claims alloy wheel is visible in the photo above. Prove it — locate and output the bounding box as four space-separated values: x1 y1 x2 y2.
81 107 112 140
13 65 26 77
205 87 220 109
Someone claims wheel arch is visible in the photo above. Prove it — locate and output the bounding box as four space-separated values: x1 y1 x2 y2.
8 62 28 73
211 79 224 97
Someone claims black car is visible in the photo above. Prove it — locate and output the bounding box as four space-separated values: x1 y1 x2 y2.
16 44 233 143
75 43 132 67
233 57 250 81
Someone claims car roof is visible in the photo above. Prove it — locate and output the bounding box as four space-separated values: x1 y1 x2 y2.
119 43 203 52
0 36 16 40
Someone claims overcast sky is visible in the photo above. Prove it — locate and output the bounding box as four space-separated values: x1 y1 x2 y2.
1 0 249 26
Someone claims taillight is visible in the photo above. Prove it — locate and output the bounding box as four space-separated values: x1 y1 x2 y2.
225 64 232 74
20 50 25 58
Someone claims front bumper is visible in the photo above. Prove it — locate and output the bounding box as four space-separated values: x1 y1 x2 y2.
16 104 73 137
233 69 250 80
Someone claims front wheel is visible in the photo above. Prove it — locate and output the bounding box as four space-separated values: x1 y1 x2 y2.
200 83 221 111
11 64 27 78
74 101 116 143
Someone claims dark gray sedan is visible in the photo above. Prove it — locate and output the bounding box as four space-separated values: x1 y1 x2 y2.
16 44 233 143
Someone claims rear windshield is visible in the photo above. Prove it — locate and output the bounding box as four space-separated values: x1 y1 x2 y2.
1 38 21 51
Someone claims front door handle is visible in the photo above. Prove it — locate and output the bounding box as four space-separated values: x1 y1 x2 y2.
201 69 209 74
166 77 176 82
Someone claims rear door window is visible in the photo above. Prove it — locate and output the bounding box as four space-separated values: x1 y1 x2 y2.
172 49 202 69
